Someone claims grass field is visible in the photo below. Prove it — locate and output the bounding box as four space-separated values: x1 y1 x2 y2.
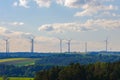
0 58 39 66
0 78 2 80
0 77 34 80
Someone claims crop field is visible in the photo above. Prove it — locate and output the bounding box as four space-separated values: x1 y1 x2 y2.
0 77 34 80
0 58 39 66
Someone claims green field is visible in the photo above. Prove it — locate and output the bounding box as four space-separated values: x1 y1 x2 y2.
0 58 39 66
0 77 34 80
0 78 2 80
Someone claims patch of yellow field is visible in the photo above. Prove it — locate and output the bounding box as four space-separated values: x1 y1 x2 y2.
9 77 34 80
0 58 29 63
0 77 34 80
0 58 40 66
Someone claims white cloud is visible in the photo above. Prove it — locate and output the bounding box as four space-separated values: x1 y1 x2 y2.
13 0 52 8
13 0 98 8
13 2 18 7
19 0 30 8
83 19 120 30
0 21 25 27
20 33 35 39
0 27 19 39
0 27 33 39
38 19 120 33
92 19 120 30
56 0 116 8
95 11 120 18
56 0 110 9
34 0 51 8
12 0 118 17
74 4 117 17
10 22 24 26
38 22 95 33
0 27 12 35
75 8 96 16
56 0 86 8
56 0 118 17
35 36 58 43
13 0 30 8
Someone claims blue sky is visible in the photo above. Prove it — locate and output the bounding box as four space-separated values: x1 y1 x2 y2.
0 0 120 52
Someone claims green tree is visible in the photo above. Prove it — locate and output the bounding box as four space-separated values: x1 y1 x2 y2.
48 66 61 80
58 63 85 80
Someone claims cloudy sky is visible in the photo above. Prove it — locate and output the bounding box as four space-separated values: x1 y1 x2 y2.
0 0 120 52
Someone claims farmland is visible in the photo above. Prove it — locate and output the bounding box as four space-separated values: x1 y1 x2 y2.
0 77 34 80
0 58 39 66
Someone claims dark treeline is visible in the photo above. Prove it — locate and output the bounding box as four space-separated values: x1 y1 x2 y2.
36 53 120 65
35 61 120 80
0 52 120 59
0 64 53 77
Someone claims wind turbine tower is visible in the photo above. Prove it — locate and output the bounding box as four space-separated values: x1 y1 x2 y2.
30 37 34 53
59 39 63 53
85 42 87 53
67 40 71 53
5 39 9 53
105 38 108 52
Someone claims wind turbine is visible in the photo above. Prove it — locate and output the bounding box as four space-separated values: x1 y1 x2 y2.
21 33 35 53
105 37 108 52
67 40 71 53
4 37 9 53
26 35 35 53
31 38 34 53
58 38 63 53
85 42 87 53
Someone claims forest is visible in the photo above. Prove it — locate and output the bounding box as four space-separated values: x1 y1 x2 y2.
35 53 120 65
35 61 120 80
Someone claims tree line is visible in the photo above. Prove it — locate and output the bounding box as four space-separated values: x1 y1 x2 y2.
36 53 120 65
35 61 120 80
0 64 53 77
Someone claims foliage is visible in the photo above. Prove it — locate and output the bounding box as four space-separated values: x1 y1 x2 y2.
35 62 120 80
35 53 120 65
0 64 53 77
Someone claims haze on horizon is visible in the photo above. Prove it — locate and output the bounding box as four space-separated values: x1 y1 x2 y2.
0 0 120 52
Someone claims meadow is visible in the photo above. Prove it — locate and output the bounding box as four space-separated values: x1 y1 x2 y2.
0 58 39 66
0 77 34 80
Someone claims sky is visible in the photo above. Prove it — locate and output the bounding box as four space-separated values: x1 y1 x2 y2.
0 0 120 52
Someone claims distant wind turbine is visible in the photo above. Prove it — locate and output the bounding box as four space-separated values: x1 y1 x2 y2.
4 37 9 53
22 33 35 53
67 40 71 53
58 38 63 53
105 37 108 52
26 35 35 53
31 38 34 53
85 42 87 53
